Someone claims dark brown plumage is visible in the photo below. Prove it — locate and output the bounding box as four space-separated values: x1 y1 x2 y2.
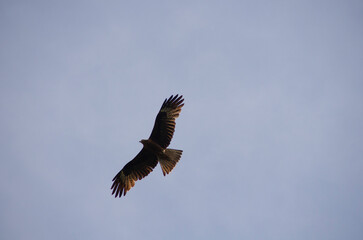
111 95 184 198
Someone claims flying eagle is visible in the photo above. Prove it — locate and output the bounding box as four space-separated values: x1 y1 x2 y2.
111 95 184 197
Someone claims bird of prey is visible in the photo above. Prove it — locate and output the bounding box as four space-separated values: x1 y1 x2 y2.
111 95 184 198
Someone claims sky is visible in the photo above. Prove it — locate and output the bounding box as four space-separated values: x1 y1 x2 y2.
1 0 363 239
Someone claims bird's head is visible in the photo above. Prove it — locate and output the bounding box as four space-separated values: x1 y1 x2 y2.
139 139 147 145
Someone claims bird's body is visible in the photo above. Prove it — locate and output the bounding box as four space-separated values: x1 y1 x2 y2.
111 95 184 198
139 139 165 154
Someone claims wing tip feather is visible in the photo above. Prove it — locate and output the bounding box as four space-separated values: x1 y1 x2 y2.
162 94 184 109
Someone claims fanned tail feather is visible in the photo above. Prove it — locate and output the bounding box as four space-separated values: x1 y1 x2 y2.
158 149 183 176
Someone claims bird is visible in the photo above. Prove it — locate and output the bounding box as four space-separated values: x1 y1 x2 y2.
111 94 184 198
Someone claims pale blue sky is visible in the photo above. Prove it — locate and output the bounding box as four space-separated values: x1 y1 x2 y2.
1 1 362 239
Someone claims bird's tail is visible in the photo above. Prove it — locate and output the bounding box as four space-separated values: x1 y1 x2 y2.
158 149 183 176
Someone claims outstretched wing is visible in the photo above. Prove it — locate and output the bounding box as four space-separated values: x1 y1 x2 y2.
111 148 158 197
149 95 184 149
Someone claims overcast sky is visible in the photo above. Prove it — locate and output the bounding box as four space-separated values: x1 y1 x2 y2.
1 1 362 239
